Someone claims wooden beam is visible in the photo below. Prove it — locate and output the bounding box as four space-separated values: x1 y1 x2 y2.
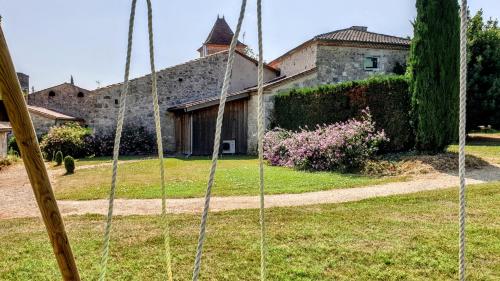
0 24 80 280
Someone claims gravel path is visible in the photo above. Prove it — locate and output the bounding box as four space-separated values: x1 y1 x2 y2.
1 163 500 220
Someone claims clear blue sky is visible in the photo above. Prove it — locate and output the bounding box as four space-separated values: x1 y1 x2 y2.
1 0 497 90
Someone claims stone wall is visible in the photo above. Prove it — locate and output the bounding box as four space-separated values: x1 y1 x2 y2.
316 45 408 84
0 132 7 158
246 71 318 154
270 43 317 77
30 113 56 136
28 84 93 121
87 51 277 152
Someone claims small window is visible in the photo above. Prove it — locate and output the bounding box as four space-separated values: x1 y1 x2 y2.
364 57 379 71
178 78 183 82
48 91 56 97
115 99 119 105
77 92 84 98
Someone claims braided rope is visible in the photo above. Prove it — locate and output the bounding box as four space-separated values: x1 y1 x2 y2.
191 0 247 280
99 1 173 280
98 1 137 279
146 0 174 280
458 0 468 280
256 0 267 280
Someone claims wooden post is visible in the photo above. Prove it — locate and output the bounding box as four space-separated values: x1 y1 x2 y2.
0 23 80 280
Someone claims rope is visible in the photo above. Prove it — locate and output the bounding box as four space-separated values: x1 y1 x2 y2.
99 1 173 280
191 0 247 280
256 0 267 280
458 0 468 280
98 0 137 279
146 0 174 280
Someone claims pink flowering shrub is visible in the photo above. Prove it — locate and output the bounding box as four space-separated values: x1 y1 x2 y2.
263 108 388 171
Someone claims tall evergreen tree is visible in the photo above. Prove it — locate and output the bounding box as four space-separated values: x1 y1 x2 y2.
409 0 460 151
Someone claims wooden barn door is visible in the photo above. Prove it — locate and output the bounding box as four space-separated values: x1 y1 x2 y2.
191 99 248 155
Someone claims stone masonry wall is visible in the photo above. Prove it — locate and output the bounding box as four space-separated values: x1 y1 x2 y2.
89 51 277 152
271 43 317 77
28 84 93 121
30 114 57 136
247 71 318 154
316 45 408 84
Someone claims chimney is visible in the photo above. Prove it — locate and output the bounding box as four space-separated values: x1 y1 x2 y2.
351 26 368 32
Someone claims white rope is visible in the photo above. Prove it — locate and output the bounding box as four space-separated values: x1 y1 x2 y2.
256 0 267 280
146 0 174 280
458 0 468 280
191 0 247 280
98 1 137 279
99 1 173 280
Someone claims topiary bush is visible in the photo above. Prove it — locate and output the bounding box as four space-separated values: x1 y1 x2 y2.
90 125 157 156
264 109 388 172
64 156 75 174
54 151 63 166
40 123 92 159
271 75 413 151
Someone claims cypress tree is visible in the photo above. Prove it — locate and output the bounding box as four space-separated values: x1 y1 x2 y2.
409 0 460 152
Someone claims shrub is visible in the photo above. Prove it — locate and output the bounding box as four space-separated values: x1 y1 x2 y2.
7 135 19 155
271 75 413 151
90 125 157 156
264 109 388 172
40 123 92 159
54 151 64 166
64 156 75 174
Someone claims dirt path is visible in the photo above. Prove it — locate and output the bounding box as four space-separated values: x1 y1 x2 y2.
1 163 500 219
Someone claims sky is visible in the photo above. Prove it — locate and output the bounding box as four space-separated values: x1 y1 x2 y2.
0 0 498 91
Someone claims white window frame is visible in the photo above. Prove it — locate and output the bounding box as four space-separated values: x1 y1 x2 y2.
364 56 380 71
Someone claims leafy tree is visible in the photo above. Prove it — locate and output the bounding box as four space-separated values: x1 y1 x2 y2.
467 10 500 131
409 0 460 152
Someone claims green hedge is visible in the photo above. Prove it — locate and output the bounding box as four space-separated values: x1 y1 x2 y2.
271 76 414 151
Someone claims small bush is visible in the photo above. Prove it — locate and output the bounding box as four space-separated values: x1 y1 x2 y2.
271 75 413 151
54 151 64 166
7 135 19 155
64 156 75 174
264 109 388 172
40 123 92 159
90 125 157 156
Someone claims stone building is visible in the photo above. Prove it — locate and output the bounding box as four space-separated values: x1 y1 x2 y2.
0 122 12 158
24 19 410 155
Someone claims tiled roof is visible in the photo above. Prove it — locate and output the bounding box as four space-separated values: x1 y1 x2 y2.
203 16 246 46
314 26 410 46
0 122 12 132
27 106 79 121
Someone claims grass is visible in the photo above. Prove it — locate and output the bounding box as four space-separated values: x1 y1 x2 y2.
448 139 500 164
54 156 404 200
1 183 499 280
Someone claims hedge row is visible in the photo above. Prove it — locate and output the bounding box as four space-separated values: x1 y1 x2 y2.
270 75 414 151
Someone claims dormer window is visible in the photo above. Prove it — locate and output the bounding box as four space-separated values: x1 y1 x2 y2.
48 91 56 97
77 92 84 98
364 57 379 71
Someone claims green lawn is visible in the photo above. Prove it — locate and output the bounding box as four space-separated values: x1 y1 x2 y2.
1 183 499 280
448 140 500 164
54 156 404 200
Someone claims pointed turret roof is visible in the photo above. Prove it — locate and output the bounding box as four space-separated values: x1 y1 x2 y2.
203 16 246 46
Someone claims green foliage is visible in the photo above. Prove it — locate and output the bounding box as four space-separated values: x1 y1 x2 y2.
54 151 63 166
39 123 92 159
409 0 460 152
64 156 75 174
7 136 19 155
90 125 157 156
467 10 500 131
271 75 413 151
